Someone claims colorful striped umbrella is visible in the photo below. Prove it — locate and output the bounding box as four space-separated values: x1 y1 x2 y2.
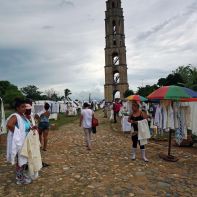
147 85 197 100
126 95 147 102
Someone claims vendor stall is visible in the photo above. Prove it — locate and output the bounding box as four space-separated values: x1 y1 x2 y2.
148 85 197 162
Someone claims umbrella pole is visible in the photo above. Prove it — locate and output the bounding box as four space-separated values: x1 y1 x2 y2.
159 100 179 162
168 129 172 156
159 129 179 162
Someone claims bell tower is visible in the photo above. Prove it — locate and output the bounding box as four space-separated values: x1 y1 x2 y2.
104 0 129 102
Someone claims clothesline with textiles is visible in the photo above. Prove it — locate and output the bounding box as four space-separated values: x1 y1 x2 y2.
153 100 196 145
32 100 82 117
119 100 197 143
0 97 6 135
33 101 60 114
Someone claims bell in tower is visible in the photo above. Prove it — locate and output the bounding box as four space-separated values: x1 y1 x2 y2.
104 0 129 102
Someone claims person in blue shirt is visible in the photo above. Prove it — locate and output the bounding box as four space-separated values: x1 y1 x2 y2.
37 103 50 151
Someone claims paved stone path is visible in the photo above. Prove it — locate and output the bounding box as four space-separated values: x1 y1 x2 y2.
0 111 197 197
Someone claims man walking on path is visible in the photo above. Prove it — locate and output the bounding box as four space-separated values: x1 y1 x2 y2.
80 103 94 150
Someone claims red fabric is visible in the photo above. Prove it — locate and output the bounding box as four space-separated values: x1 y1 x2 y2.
181 98 197 102
114 103 122 112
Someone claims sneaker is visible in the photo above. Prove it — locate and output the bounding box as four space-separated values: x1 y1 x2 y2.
16 178 32 185
16 172 31 180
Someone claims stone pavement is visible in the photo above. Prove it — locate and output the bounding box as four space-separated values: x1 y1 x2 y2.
0 111 197 197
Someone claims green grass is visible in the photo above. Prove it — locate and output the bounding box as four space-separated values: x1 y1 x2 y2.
49 113 79 129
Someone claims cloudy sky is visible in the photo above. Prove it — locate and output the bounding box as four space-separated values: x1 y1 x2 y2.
0 0 197 99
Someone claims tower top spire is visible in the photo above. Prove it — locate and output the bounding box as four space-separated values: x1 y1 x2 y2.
106 0 121 9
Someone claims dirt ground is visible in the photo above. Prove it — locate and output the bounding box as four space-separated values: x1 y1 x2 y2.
0 111 197 197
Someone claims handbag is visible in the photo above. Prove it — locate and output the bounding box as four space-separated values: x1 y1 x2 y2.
92 117 99 127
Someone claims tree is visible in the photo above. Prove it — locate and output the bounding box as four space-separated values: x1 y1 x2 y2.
0 81 12 97
165 73 184 86
51 93 59 101
123 89 134 98
157 73 184 87
45 89 60 101
0 81 21 98
169 65 197 90
157 78 167 87
40 94 48 100
190 67 197 90
173 65 192 85
4 87 24 108
21 85 42 100
0 81 24 107
64 89 72 100
137 84 158 97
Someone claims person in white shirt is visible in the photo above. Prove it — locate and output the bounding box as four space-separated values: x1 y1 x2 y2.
80 103 94 150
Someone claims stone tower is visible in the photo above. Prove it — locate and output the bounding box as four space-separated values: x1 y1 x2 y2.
104 0 129 102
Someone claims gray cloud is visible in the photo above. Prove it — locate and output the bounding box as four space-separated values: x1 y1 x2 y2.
128 68 169 89
59 0 75 8
0 0 196 98
136 16 177 41
183 1 197 16
42 25 54 29
136 0 197 41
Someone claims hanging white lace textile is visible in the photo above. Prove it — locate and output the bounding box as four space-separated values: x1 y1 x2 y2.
20 129 42 176
6 113 28 166
0 98 6 135
189 102 197 136
138 119 151 145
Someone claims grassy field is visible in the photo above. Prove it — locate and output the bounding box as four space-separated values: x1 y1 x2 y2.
49 113 79 130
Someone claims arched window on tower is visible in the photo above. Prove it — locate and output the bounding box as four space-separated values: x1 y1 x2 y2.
113 71 120 84
112 2 115 8
112 53 119 66
113 90 120 99
113 40 116 46
112 20 117 35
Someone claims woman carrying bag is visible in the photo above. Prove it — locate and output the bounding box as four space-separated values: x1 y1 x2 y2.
128 101 149 162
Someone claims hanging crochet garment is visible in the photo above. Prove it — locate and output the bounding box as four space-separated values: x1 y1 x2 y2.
175 103 184 145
